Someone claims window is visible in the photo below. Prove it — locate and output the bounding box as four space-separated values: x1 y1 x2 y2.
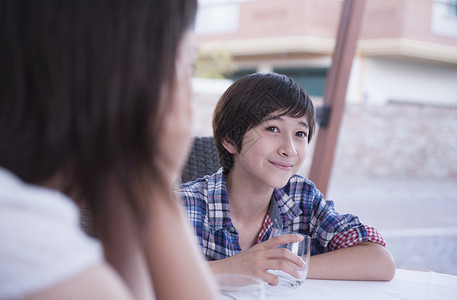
195 0 239 35
432 0 457 38
449 0 457 16
273 68 328 97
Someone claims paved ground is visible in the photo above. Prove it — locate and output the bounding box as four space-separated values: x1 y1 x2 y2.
326 177 457 275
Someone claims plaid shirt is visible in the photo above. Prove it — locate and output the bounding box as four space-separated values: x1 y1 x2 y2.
180 168 385 261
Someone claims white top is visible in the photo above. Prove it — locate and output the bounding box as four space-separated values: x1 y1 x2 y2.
0 167 103 299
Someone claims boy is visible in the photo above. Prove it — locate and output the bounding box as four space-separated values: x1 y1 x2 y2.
181 73 395 285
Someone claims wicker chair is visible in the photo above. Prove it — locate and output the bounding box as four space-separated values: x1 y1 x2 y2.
180 136 221 183
81 136 221 234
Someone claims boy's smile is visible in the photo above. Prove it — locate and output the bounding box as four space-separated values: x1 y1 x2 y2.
269 161 295 172
226 113 309 191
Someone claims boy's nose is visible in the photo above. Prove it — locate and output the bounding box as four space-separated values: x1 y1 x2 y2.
279 137 297 157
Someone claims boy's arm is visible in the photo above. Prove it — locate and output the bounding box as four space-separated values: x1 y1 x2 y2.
308 241 396 281
305 183 395 281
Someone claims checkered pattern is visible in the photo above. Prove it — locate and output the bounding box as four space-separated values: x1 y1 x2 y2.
329 226 386 251
180 168 385 261
256 213 273 244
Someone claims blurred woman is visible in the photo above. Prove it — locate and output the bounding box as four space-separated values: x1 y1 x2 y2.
0 1 218 299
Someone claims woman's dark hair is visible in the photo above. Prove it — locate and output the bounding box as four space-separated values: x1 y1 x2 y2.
0 0 197 241
213 72 315 172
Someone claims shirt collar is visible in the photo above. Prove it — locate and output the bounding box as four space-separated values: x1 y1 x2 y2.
269 187 303 229
207 168 303 231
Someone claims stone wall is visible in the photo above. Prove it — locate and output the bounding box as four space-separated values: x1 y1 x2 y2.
330 103 457 180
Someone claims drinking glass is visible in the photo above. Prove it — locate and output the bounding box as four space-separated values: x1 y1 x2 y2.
267 228 311 294
215 273 265 300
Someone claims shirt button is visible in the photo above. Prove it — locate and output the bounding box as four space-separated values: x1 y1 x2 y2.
229 226 236 233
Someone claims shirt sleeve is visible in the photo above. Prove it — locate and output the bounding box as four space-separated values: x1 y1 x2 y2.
179 187 205 247
328 225 386 251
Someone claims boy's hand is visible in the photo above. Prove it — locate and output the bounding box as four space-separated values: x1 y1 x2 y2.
209 234 306 285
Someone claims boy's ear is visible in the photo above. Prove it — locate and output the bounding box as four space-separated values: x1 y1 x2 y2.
221 137 238 154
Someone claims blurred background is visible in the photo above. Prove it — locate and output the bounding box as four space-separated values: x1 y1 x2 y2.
190 0 457 275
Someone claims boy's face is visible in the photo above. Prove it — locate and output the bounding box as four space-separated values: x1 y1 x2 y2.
228 113 310 189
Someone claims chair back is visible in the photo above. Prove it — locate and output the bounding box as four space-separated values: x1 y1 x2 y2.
181 136 221 183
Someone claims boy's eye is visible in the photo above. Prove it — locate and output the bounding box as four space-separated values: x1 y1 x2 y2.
296 131 308 138
266 126 279 133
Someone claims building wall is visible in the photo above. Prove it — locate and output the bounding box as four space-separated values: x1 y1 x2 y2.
197 0 341 41
347 56 457 105
196 0 457 107
198 0 457 48
360 0 406 39
330 103 457 180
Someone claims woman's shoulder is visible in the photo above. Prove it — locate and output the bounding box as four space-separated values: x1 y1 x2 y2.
0 168 103 299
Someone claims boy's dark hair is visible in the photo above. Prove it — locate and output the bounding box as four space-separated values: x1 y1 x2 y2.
0 0 197 241
213 72 315 172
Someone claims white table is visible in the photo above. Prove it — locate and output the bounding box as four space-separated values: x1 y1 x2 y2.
265 269 457 300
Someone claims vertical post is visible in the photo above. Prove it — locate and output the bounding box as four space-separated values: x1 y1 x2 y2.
308 0 365 195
